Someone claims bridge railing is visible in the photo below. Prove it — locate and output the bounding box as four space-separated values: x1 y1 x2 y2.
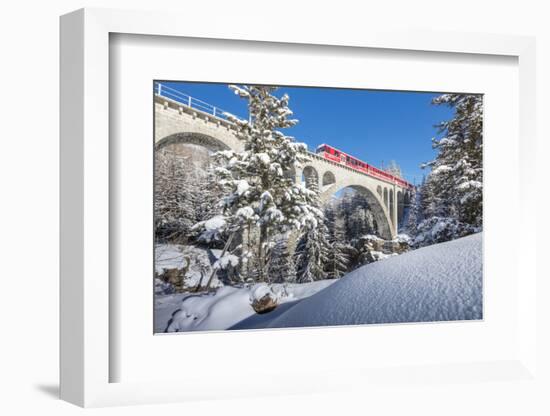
155 82 413 188
155 82 237 122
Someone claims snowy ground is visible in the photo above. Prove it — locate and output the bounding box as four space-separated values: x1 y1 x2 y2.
154 233 482 332
262 232 482 328
155 244 222 290
155 280 336 332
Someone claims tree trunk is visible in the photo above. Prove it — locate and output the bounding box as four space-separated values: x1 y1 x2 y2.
201 232 235 291
257 224 267 282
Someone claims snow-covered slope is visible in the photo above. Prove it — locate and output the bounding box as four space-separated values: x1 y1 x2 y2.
161 280 336 332
156 233 482 332
261 233 483 329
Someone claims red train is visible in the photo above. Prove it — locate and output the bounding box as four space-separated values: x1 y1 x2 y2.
316 144 413 189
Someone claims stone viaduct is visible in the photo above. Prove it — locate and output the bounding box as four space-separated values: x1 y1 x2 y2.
155 91 412 239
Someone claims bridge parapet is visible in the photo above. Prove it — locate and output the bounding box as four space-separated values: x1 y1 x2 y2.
155 94 239 132
155 94 244 152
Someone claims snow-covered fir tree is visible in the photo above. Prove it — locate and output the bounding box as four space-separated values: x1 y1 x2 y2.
335 189 378 243
155 146 223 244
295 226 329 282
426 94 483 225
339 190 355 241
204 85 321 282
320 188 393 272
404 187 419 235
294 176 331 282
267 234 296 283
418 174 440 219
193 165 222 222
348 191 376 239
324 202 351 279
414 93 483 246
154 148 198 242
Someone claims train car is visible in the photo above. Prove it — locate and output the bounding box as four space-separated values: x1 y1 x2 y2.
315 144 413 189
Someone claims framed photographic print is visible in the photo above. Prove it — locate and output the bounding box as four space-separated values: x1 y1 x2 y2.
152 80 483 334
60 7 538 408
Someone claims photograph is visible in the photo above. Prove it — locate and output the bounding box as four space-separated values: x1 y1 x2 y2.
1 0 545 412
153 81 483 333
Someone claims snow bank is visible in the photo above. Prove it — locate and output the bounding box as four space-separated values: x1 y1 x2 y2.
160 280 336 332
413 217 478 247
155 244 188 274
157 234 482 332
262 233 483 328
154 293 189 332
155 244 223 289
165 286 253 332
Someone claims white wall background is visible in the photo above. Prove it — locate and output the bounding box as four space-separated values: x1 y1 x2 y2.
0 1 548 414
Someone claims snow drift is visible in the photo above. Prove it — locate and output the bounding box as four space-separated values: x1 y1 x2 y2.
162 280 336 332
259 232 483 329
156 233 482 332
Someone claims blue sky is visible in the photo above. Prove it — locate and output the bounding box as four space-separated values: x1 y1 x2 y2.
159 81 455 185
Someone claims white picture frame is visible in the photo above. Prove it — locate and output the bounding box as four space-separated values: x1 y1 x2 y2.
60 8 538 408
